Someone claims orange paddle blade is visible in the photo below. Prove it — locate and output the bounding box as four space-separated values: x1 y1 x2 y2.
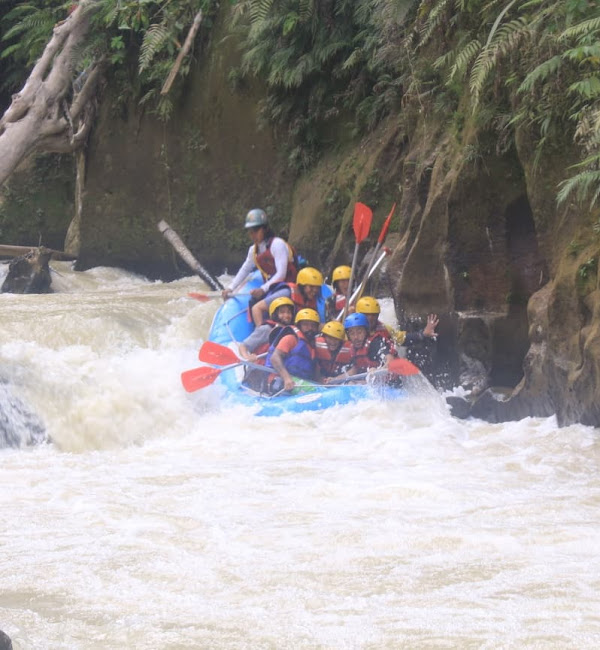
377 203 396 244
199 341 240 366
188 292 215 302
181 366 222 392
353 202 373 243
388 358 420 376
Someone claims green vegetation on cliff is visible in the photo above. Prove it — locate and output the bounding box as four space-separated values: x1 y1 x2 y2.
2 0 597 205
232 0 599 207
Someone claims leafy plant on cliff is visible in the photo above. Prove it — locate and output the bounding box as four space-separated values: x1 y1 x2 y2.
428 0 600 207
231 0 417 168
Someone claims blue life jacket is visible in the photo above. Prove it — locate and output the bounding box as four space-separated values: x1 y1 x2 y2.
265 326 315 380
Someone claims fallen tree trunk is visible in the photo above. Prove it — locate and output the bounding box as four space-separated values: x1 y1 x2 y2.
0 0 103 187
0 244 76 260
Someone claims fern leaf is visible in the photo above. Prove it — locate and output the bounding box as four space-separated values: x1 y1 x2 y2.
557 169 600 209
420 0 452 47
448 39 481 81
469 48 494 106
433 49 456 71
342 48 364 71
562 44 600 62
139 23 170 73
518 55 563 93
561 17 600 41
568 77 600 100
249 0 273 23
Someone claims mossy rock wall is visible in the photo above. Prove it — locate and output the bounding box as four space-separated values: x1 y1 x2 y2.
73 8 294 279
287 105 599 426
0 154 74 251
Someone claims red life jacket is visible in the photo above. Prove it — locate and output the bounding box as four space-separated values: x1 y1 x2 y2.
287 283 318 311
315 337 353 377
373 321 393 342
332 293 346 312
350 343 380 371
253 237 298 283
351 333 395 370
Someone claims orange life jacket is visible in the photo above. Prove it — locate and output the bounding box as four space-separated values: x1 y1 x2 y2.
287 283 318 311
315 337 353 377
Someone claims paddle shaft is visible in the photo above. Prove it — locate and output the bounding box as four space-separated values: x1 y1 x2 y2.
336 248 389 321
356 204 395 301
342 203 373 321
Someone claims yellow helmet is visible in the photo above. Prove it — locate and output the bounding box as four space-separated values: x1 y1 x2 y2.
296 267 324 286
295 308 320 324
332 265 351 284
321 321 345 341
268 296 294 318
356 296 380 314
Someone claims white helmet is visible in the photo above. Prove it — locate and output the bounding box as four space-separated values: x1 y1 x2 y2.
244 209 268 229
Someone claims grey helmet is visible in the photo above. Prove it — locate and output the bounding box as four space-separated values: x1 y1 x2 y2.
244 208 268 229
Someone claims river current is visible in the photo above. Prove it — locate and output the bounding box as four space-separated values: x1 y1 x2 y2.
1 263 599 649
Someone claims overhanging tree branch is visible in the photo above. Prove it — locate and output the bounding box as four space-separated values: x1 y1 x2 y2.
0 0 103 186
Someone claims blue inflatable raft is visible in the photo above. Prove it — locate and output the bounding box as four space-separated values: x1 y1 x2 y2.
206 271 406 416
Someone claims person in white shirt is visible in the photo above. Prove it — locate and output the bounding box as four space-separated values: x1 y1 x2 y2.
222 209 298 324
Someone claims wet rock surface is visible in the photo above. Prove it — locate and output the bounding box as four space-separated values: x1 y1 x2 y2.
0 382 47 448
1 247 52 293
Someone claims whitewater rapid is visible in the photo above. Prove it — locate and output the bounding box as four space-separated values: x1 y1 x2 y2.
1 263 599 649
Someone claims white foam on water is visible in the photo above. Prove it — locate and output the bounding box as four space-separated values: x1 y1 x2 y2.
1 267 599 648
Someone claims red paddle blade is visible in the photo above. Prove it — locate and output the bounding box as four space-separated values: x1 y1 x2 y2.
199 341 240 366
377 203 396 244
388 358 420 376
353 202 373 243
181 366 221 392
188 292 213 302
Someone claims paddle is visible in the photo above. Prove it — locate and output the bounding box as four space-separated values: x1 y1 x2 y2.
342 202 373 320
182 349 271 389
181 364 237 392
188 291 250 303
355 203 395 301
199 340 241 365
327 358 420 384
201 341 420 377
157 220 224 291
182 345 419 392
335 247 390 321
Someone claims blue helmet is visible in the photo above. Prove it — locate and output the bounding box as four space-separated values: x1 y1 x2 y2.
344 313 369 330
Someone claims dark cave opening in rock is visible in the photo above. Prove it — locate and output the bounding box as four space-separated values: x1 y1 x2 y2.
489 194 547 387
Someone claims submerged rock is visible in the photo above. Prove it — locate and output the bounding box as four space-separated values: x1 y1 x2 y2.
0 629 12 650
0 382 47 448
1 247 52 293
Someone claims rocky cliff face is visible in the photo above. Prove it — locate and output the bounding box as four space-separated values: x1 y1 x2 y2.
307 110 599 427
68 10 295 280
277 104 600 426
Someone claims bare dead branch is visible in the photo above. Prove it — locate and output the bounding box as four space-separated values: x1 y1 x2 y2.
161 9 203 95
70 60 104 120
